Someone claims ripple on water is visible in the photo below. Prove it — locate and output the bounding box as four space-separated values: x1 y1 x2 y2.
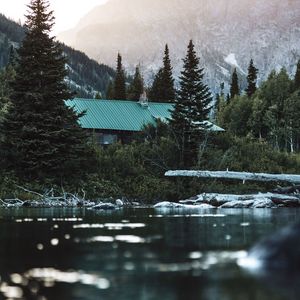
15 218 83 223
145 251 248 273
0 268 111 299
50 239 59 246
0 283 23 299
149 214 226 218
73 223 146 230
26 268 110 289
83 235 146 244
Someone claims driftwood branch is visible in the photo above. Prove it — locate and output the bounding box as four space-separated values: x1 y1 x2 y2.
0 199 7 206
16 185 43 198
165 170 300 184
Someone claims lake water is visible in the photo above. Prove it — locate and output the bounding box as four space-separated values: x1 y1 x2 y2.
0 207 300 300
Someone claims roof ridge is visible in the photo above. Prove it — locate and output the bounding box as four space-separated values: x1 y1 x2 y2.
72 98 174 105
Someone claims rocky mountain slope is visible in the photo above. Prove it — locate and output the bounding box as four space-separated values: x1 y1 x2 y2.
0 13 115 98
58 0 300 92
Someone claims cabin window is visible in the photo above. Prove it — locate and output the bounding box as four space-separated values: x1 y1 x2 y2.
99 133 118 145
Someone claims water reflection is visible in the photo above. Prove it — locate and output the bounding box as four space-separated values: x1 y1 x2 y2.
0 208 300 299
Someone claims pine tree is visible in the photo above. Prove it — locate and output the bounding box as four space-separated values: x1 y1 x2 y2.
161 44 175 102
127 66 144 101
114 53 127 99
1 0 88 182
230 68 240 99
246 59 258 97
149 68 164 101
295 59 300 90
149 44 175 102
169 40 212 167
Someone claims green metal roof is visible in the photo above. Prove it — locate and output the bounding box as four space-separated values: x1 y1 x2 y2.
65 98 174 132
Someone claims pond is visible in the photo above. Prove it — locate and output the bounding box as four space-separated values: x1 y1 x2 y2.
0 207 300 300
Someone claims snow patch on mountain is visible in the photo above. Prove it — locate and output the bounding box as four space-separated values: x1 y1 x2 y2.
224 53 246 75
225 54 239 67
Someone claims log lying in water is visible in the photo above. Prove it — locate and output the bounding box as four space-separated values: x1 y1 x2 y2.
165 170 300 184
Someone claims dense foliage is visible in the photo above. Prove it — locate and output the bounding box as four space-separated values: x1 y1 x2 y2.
217 67 300 153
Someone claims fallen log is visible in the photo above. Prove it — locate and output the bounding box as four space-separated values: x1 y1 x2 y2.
165 170 300 184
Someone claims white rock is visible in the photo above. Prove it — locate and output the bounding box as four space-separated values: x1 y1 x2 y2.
116 199 124 207
252 199 276 208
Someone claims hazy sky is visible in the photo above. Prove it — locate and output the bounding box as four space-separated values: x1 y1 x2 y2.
0 0 107 34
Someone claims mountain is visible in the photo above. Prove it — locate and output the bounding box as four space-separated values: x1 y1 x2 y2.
0 13 115 98
58 0 300 93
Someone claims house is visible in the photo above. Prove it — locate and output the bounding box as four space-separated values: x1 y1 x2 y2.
65 98 224 145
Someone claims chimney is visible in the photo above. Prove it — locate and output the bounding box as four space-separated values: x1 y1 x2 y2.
138 91 148 107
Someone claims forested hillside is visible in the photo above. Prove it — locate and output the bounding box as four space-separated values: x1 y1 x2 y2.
59 0 300 93
0 13 115 98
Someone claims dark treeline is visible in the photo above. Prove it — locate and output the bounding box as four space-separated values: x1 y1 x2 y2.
1 0 300 203
0 13 115 98
0 13 25 44
61 45 115 98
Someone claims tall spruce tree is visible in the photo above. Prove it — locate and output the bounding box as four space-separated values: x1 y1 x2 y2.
114 53 127 99
295 59 300 90
149 68 164 101
127 66 144 101
161 44 175 102
1 0 88 182
230 68 240 99
149 44 175 102
169 40 212 167
246 59 258 97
